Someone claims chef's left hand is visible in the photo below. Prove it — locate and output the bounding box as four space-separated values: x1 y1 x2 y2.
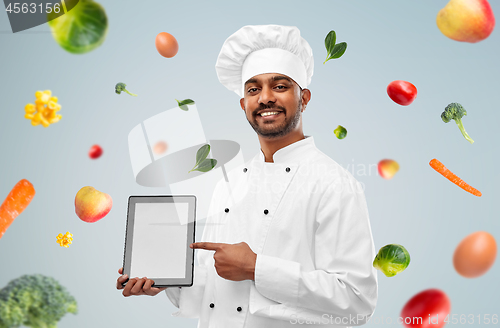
190 242 257 281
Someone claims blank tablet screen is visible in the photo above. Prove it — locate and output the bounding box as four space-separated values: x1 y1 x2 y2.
123 196 196 287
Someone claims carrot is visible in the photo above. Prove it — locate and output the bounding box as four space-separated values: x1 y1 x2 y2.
0 179 36 239
429 159 481 197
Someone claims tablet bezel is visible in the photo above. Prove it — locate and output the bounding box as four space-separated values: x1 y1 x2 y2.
122 195 196 287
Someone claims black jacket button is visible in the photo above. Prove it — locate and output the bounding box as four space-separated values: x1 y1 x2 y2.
237 306 242 312
243 168 247 173
225 208 229 213
264 209 269 215
210 303 215 308
286 167 290 172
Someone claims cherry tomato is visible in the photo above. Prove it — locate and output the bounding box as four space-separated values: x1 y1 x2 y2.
88 145 103 159
387 80 417 106
400 289 451 328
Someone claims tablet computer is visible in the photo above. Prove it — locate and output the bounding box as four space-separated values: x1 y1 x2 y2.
122 195 196 287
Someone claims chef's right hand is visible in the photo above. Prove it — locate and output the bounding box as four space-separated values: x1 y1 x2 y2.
116 267 166 297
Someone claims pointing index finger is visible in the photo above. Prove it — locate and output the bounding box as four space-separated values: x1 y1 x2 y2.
190 242 225 250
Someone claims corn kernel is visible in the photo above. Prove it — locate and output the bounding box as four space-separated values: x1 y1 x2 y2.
35 91 43 98
25 104 35 113
25 114 34 120
35 104 45 112
49 96 58 103
43 90 51 97
31 120 40 126
40 93 50 104
47 100 57 110
49 117 60 124
54 103 61 111
41 120 50 127
40 114 49 123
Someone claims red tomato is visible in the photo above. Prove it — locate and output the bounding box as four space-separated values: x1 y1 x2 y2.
88 145 103 159
400 289 451 328
387 80 418 106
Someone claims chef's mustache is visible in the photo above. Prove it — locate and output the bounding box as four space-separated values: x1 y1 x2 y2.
252 103 287 116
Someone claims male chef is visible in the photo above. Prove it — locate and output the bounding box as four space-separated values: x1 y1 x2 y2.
117 25 378 327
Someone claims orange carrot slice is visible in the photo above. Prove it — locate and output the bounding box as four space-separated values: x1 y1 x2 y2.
0 179 36 239
429 159 481 197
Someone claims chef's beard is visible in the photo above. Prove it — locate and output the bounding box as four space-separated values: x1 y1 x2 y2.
246 102 302 139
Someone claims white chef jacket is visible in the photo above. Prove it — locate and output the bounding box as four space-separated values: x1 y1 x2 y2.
166 136 378 328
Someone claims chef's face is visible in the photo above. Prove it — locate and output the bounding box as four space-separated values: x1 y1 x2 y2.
240 73 310 139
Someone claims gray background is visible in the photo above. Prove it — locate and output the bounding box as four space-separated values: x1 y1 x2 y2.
1 0 499 327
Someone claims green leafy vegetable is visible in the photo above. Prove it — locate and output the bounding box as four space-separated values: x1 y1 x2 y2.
325 30 336 58
48 0 108 54
330 43 347 59
0 274 77 328
441 102 474 144
189 144 217 173
194 159 218 172
176 99 195 111
334 125 347 139
324 30 348 64
373 244 411 277
195 144 210 166
115 82 137 97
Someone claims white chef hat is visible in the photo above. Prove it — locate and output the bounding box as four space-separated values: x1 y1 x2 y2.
215 25 314 98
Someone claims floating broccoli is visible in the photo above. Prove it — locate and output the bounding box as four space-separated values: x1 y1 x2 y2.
441 102 474 144
0 274 77 328
115 82 137 97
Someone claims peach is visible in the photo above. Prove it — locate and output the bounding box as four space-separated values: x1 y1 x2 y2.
378 159 400 179
436 0 495 43
75 186 112 223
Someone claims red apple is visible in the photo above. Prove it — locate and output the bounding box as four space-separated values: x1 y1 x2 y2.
437 0 495 43
75 186 112 223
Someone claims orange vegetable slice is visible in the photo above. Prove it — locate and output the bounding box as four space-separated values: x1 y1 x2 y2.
0 179 36 239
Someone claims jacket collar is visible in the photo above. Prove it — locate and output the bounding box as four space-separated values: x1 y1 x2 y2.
258 136 315 163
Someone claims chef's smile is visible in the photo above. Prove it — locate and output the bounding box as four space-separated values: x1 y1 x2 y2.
256 110 284 121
